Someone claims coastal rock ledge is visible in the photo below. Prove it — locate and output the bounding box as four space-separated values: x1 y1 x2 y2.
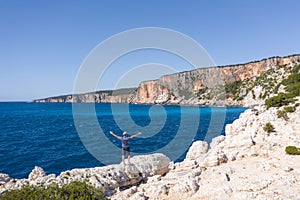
0 153 171 196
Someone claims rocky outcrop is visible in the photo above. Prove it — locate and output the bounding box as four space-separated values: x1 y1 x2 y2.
0 153 171 196
110 101 300 199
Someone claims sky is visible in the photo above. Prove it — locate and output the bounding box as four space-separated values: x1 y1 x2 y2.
1 0 300 101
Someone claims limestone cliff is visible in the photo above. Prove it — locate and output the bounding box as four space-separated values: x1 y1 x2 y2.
33 88 136 103
33 54 300 106
131 54 300 106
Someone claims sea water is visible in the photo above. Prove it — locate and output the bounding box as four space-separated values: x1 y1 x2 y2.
0 102 247 178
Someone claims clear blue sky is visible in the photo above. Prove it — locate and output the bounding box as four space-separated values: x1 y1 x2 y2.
1 0 300 101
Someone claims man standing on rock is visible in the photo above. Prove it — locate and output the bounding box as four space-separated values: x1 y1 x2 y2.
109 131 142 164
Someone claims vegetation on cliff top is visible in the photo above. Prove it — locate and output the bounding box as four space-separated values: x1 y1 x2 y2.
194 63 299 102
0 181 106 200
195 63 300 106
265 64 300 108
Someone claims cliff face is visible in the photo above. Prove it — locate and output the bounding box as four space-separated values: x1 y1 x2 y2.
34 93 132 103
131 54 300 105
33 89 135 103
33 54 300 106
130 80 170 104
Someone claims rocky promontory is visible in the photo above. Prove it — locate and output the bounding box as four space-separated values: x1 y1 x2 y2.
33 54 300 107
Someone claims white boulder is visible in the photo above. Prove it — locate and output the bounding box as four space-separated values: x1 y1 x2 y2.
130 153 171 177
185 141 208 161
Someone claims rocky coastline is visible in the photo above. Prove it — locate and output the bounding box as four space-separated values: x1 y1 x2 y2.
33 54 300 108
1 100 300 199
0 154 171 197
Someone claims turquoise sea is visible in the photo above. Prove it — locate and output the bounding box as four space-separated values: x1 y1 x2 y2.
0 102 247 178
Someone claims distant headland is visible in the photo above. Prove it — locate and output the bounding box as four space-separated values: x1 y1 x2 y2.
33 54 300 107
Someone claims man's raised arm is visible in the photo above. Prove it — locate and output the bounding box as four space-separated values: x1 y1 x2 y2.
109 131 120 139
130 132 142 139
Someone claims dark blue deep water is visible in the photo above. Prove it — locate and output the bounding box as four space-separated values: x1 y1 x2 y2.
0 102 247 178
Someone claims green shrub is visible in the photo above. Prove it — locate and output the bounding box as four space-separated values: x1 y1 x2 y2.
285 146 300 155
291 64 300 73
281 73 300 97
265 69 300 108
277 110 287 119
233 96 243 101
282 73 300 85
263 122 275 133
277 105 297 120
284 106 296 113
0 181 106 200
265 93 296 108
285 82 300 96
225 80 242 97
274 83 281 94
197 87 208 97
